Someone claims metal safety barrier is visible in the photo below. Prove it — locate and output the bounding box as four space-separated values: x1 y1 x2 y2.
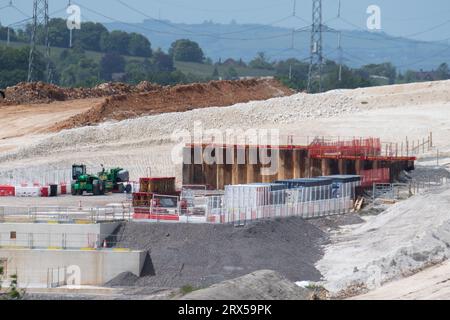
0 205 132 223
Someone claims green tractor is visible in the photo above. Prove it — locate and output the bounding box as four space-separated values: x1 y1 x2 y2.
71 165 106 196
98 165 132 194
71 164 132 196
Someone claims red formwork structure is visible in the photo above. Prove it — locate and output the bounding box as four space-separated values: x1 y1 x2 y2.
308 137 382 157
360 168 390 187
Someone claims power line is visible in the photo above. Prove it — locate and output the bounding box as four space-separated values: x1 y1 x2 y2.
307 0 323 93
147 0 284 15
115 0 306 38
28 0 51 83
76 2 293 41
0 1 30 17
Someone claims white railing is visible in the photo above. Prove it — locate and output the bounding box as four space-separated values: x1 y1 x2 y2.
0 205 132 223
204 194 353 224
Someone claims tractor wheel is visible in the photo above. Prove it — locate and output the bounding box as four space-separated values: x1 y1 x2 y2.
99 181 106 195
93 181 100 196
71 188 77 196
77 189 83 196
125 184 132 194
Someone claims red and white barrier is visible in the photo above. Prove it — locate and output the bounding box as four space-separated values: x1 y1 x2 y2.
0 183 71 197
0 185 15 197
15 186 41 197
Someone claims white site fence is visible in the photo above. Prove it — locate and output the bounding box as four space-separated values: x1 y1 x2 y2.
0 205 133 223
132 185 355 225
203 187 354 225
206 197 353 225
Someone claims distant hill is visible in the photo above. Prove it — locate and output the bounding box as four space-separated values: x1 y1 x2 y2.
105 20 450 71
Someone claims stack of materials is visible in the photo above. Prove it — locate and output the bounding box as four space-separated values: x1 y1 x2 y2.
275 178 333 203
321 175 361 199
224 183 287 209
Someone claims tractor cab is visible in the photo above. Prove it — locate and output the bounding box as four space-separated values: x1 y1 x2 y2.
72 164 87 180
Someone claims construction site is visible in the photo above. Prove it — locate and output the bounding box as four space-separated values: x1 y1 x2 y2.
2 0 450 303
1 75 450 300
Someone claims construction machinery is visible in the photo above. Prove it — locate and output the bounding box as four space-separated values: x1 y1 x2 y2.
71 164 105 196
71 164 132 196
98 165 132 193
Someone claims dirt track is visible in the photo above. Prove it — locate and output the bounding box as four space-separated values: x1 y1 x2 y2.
0 98 102 140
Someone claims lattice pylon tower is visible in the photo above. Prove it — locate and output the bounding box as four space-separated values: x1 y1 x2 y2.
307 0 323 93
27 0 51 82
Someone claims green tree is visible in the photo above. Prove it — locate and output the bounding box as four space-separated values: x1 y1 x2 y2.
249 52 273 70
212 66 220 79
128 33 152 57
73 22 109 51
360 63 397 84
100 30 130 55
225 66 238 80
152 49 175 72
100 52 126 81
0 23 18 42
275 58 309 90
436 63 450 80
169 39 205 63
404 70 418 83
48 18 70 48
125 59 151 84
0 46 45 87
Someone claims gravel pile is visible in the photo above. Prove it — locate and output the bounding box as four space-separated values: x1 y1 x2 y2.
402 166 450 182
1 81 163 105
0 89 358 164
180 270 317 300
105 272 140 287
317 187 450 296
109 217 328 289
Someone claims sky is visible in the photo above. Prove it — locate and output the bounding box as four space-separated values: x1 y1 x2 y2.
1 0 450 42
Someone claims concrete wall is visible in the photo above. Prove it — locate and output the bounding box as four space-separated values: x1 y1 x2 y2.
0 248 146 288
0 222 120 249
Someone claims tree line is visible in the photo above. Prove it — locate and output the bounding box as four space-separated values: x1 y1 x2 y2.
1 19 449 91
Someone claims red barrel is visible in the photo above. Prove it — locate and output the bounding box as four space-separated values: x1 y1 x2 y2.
60 184 67 195
40 186 49 197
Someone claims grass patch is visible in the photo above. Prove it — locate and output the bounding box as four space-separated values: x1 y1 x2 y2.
180 284 199 295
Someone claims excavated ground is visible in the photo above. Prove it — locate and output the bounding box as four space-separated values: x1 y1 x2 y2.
49 78 292 130
0 79 292 131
